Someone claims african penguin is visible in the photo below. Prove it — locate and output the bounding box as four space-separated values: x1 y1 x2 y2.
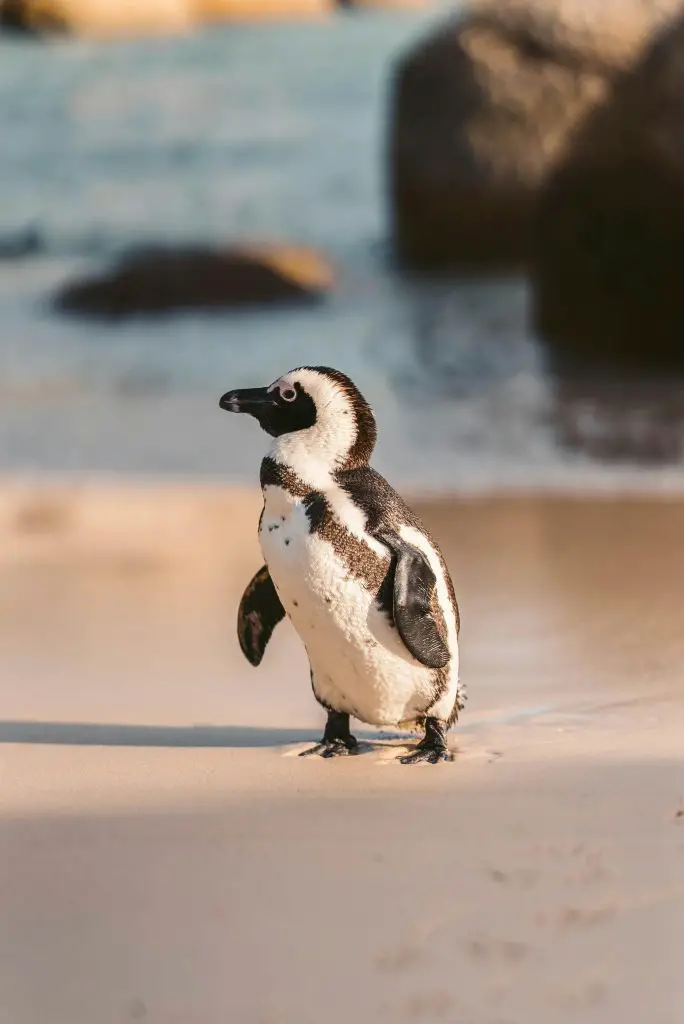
219 366 464 763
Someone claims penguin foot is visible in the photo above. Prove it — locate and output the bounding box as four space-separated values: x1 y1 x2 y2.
398 716 452 765
398 746 452 765
299 737 358 758
299 710 358 758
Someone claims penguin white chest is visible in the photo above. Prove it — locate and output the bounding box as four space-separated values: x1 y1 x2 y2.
258 485 365 624
258 485 442 727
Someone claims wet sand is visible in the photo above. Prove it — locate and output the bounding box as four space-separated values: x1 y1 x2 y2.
1 484 683 1023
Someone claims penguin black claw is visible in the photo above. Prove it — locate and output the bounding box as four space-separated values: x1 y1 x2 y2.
398 747 453 765
299 710 358 758
299 738 358 758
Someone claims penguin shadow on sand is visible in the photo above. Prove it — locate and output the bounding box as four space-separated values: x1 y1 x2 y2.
0 721 322 750
0 720 459 763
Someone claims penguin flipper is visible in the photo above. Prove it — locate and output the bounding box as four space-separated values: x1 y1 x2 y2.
378 531 450 670
237 565 285 667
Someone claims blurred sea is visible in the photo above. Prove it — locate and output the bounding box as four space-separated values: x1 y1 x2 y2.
2 11 684 494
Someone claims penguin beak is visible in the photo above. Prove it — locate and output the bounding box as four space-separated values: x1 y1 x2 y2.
219 387 275 415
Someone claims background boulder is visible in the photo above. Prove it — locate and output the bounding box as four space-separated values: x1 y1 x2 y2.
194 0 331 20
0 0 193 34
0 0 331 34
388 0 682 269
533 10 684 373
339 0 425 8
53 244 335 319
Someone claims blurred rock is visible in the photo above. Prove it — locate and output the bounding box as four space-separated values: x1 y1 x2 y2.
339 0 425 8
388 0 683 270
197 0 331 18
0 0 331 34
53 244 334 319
550 377 684 463
0 227 42 260
533 10 684 373
0 0 193 34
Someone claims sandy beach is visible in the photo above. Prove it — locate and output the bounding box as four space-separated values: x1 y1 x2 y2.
1 483 683 1024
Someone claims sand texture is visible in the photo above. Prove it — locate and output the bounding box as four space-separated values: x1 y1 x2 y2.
1 484 683 1024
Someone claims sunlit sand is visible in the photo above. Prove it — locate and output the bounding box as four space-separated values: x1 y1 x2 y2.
1 483 683 1023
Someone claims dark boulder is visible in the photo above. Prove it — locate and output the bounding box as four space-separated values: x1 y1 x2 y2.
0 227 43 260
0 0 330 36
53 244 334 319
533 10 684 374
388 0 681 270
0 0 193 34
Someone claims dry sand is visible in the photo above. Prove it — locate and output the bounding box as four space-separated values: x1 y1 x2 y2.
1 483 683 1024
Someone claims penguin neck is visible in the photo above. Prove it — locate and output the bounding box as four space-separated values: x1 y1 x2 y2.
268 431 359 491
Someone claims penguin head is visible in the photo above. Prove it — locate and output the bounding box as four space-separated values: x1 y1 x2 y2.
219 366 376 471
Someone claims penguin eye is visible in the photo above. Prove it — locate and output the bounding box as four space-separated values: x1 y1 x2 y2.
281 387 296 402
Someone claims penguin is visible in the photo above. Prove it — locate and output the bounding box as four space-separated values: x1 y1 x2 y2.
219 366 464 763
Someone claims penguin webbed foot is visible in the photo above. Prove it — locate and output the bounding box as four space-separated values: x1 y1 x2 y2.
398 717 452 765
398 746 452 765
299 710 358 758
300 737 358 759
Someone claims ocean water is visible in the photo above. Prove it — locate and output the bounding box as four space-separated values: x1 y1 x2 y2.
2 11 684 494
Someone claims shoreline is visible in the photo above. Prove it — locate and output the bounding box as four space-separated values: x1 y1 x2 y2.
8 467 684 499
5 475 684 551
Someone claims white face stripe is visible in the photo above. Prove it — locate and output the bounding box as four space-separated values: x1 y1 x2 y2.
269 368 359 486
267 379 296 402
